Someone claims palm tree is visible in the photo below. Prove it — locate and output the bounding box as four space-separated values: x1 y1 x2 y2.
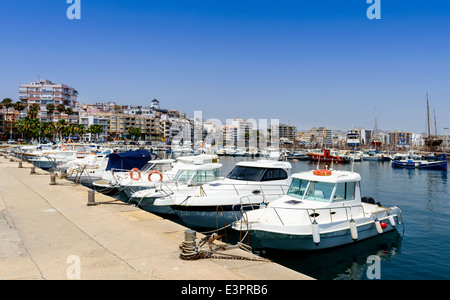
56 104 66 120
55 119 68 142
13 101 25 114
15 117 41 142
46 104 55 123
12 101 25 140
73 124 86 142
88 124 103 142
128 126 141 141
41 121 56 141
2 98 13 141
27 103 40 119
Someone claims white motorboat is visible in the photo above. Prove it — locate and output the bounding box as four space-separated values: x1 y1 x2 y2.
362 151 383 161
28 143 95 169
153 160 292 228
117 154 220 198
92 150 158 195
232 168 402 250
56 149 113 184
130 162 223 215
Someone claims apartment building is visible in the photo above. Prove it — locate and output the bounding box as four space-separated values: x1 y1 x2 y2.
278 124 297 143
18 79 78 122
304 126 333 146
389 131 412 148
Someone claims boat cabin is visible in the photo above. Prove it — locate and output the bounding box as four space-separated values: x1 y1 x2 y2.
286 170 361 205
226 160 292 182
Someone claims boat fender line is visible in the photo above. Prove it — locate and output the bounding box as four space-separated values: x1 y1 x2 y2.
349 219 358 241
313 169 332 176
129 168 141 181
148 170 163 182
312 220 320 245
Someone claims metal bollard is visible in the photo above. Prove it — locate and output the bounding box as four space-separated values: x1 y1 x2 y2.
184 230 197 243
30 166 36 174
179 230 198 259
18 161 22 168
50 174 56 185
87 189 96 206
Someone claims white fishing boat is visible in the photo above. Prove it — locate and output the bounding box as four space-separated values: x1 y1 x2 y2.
118 154 220 198
153 160 292 228
28 143 95 169
232 168 402 250
56 149 113 184
129 162 223 215
92 150 158 195
362 151 383 161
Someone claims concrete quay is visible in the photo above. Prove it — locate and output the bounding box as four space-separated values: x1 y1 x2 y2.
0 154 313 280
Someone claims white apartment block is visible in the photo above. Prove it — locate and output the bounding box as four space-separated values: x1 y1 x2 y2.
18 79 78 120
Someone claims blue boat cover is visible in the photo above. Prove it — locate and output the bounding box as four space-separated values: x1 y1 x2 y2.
105 150 158 171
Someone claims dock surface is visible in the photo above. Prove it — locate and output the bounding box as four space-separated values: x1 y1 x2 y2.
0 154 313 280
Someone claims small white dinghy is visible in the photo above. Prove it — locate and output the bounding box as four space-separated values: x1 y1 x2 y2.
232 168 402 250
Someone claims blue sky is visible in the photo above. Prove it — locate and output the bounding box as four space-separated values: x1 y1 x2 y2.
1 0 450 133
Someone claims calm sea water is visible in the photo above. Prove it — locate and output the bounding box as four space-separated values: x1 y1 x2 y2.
117 155 450 280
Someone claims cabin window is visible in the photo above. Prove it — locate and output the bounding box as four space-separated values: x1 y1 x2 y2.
174 169 218 183
191 169 219 183
333 182 356 201
261 168 288 181
287 178 308 198
304 181 334 202
227 166 266 181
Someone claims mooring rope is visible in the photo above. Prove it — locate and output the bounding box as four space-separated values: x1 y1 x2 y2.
179 232 270 262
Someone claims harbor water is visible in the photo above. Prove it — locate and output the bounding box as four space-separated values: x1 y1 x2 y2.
117 155 450 280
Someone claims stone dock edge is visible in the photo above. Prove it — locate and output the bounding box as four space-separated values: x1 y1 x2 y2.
0 153 314 281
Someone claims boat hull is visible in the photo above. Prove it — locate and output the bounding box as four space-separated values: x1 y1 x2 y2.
130 195 176 215
246 216 399 251
172 204 262 229
391 160 447 170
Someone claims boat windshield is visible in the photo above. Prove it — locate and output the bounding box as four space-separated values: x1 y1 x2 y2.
287 178 334 202
174 169 219 184
287 178 308 198
227 166 266 181
140 162 172 173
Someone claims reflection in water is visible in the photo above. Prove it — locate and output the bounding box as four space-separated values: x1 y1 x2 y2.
255 230 403 280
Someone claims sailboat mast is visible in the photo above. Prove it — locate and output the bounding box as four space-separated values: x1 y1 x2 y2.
427 93 431 138
434 109 437 136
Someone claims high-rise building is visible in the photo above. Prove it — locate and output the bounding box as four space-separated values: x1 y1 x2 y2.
18 79 78 121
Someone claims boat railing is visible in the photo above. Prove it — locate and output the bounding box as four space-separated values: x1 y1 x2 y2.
110 168 136 184
232 193 287 223
255 204 369 226
197 183 290 198
32 154 58 170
